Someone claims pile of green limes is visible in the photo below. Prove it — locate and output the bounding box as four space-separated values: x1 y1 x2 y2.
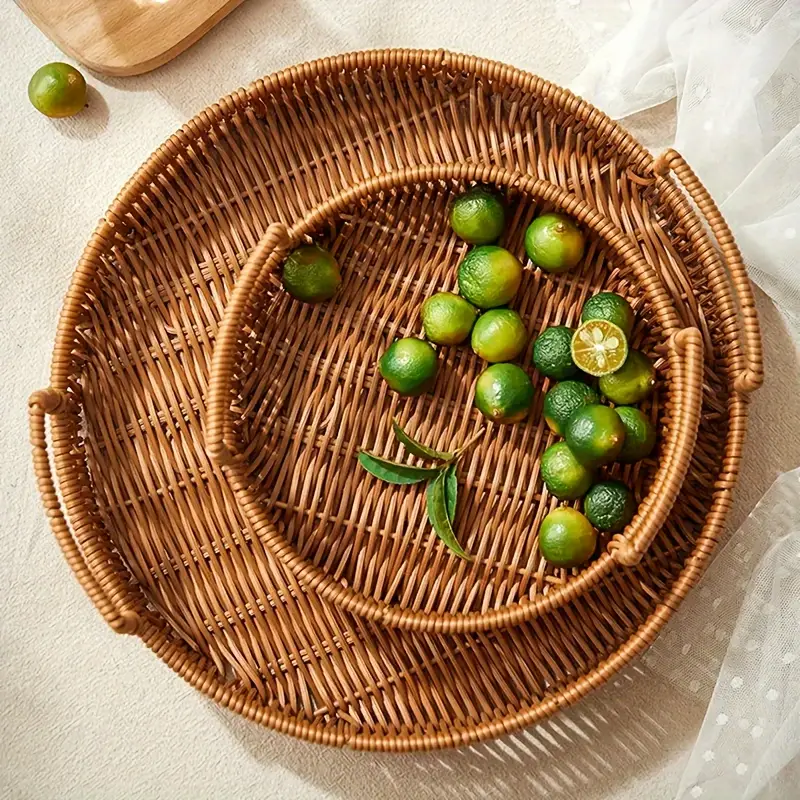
277 185 657 572
533 292 658 568
376 186 590 427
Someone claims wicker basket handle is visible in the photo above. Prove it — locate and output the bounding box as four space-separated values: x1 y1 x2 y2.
653 149 763 395
29 389 142 635
609 326 704 567
206 223 291 467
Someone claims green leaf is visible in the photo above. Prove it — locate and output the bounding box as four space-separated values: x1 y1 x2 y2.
444 464 458 523
357 452 441 485
392 420 454 463
426 470 471 560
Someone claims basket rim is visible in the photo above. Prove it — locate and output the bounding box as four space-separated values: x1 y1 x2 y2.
48 47 658 394
36 48 756 750
204 160 705 633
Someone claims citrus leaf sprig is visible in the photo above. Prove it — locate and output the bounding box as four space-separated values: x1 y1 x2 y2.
358 421 484 559
391 420 453 462
356 452 440 484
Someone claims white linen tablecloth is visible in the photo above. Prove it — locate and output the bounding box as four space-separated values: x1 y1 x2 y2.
2 1 799 797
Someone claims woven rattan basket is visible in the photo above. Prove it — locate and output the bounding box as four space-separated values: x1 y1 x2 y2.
204 161 705 633
30 50 763 749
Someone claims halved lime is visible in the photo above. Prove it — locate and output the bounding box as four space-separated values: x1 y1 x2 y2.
571 320 628 377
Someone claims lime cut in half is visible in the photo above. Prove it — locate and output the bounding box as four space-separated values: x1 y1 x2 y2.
571 319 628 377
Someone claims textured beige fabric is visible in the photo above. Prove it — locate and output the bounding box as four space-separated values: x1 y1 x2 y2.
2 1 799 797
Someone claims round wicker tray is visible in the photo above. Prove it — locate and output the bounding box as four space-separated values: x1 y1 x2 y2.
205 161 705 632
30 50 762 750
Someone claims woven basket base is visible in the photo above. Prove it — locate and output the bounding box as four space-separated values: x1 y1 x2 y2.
43 50 747 750
216 171 690 629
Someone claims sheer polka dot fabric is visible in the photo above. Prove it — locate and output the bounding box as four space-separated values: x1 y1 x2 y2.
637 470 800 798
556 0 800 795
558 0 800 337
671 471 800 798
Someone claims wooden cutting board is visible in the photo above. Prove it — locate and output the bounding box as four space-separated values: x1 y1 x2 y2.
19 0 245 77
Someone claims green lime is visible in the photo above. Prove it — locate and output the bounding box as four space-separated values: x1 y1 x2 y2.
532 326 579 379
599 350 656 404
470 309 527 363
540 442 594 500
571 319 629 377
565 404 626 467
525 213 585 273
28 62 87 118
474 363 534 424
615 406 657 463
379 338 438 396
450 187 505 244
542 380 600 436
584 480 636 532
581 292 635 338
282 244 341 303
538 507 597 568
421 292 477 345
458 246 523 309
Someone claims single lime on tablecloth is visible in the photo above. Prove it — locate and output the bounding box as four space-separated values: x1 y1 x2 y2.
28 62 87 118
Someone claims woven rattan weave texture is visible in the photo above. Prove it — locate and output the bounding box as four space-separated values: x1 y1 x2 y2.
30 50 761 750
204 162 705 632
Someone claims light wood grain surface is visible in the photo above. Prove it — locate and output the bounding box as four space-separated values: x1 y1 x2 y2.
18 0 244 76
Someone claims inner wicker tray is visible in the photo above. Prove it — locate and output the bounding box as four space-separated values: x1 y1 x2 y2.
206 162 704 632
29 50 762 750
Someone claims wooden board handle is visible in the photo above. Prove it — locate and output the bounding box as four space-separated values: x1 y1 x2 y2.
653 149 764 395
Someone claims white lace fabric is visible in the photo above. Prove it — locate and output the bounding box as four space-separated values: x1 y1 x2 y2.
560 0 800 338
644 471 800 799
555 1 800 796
